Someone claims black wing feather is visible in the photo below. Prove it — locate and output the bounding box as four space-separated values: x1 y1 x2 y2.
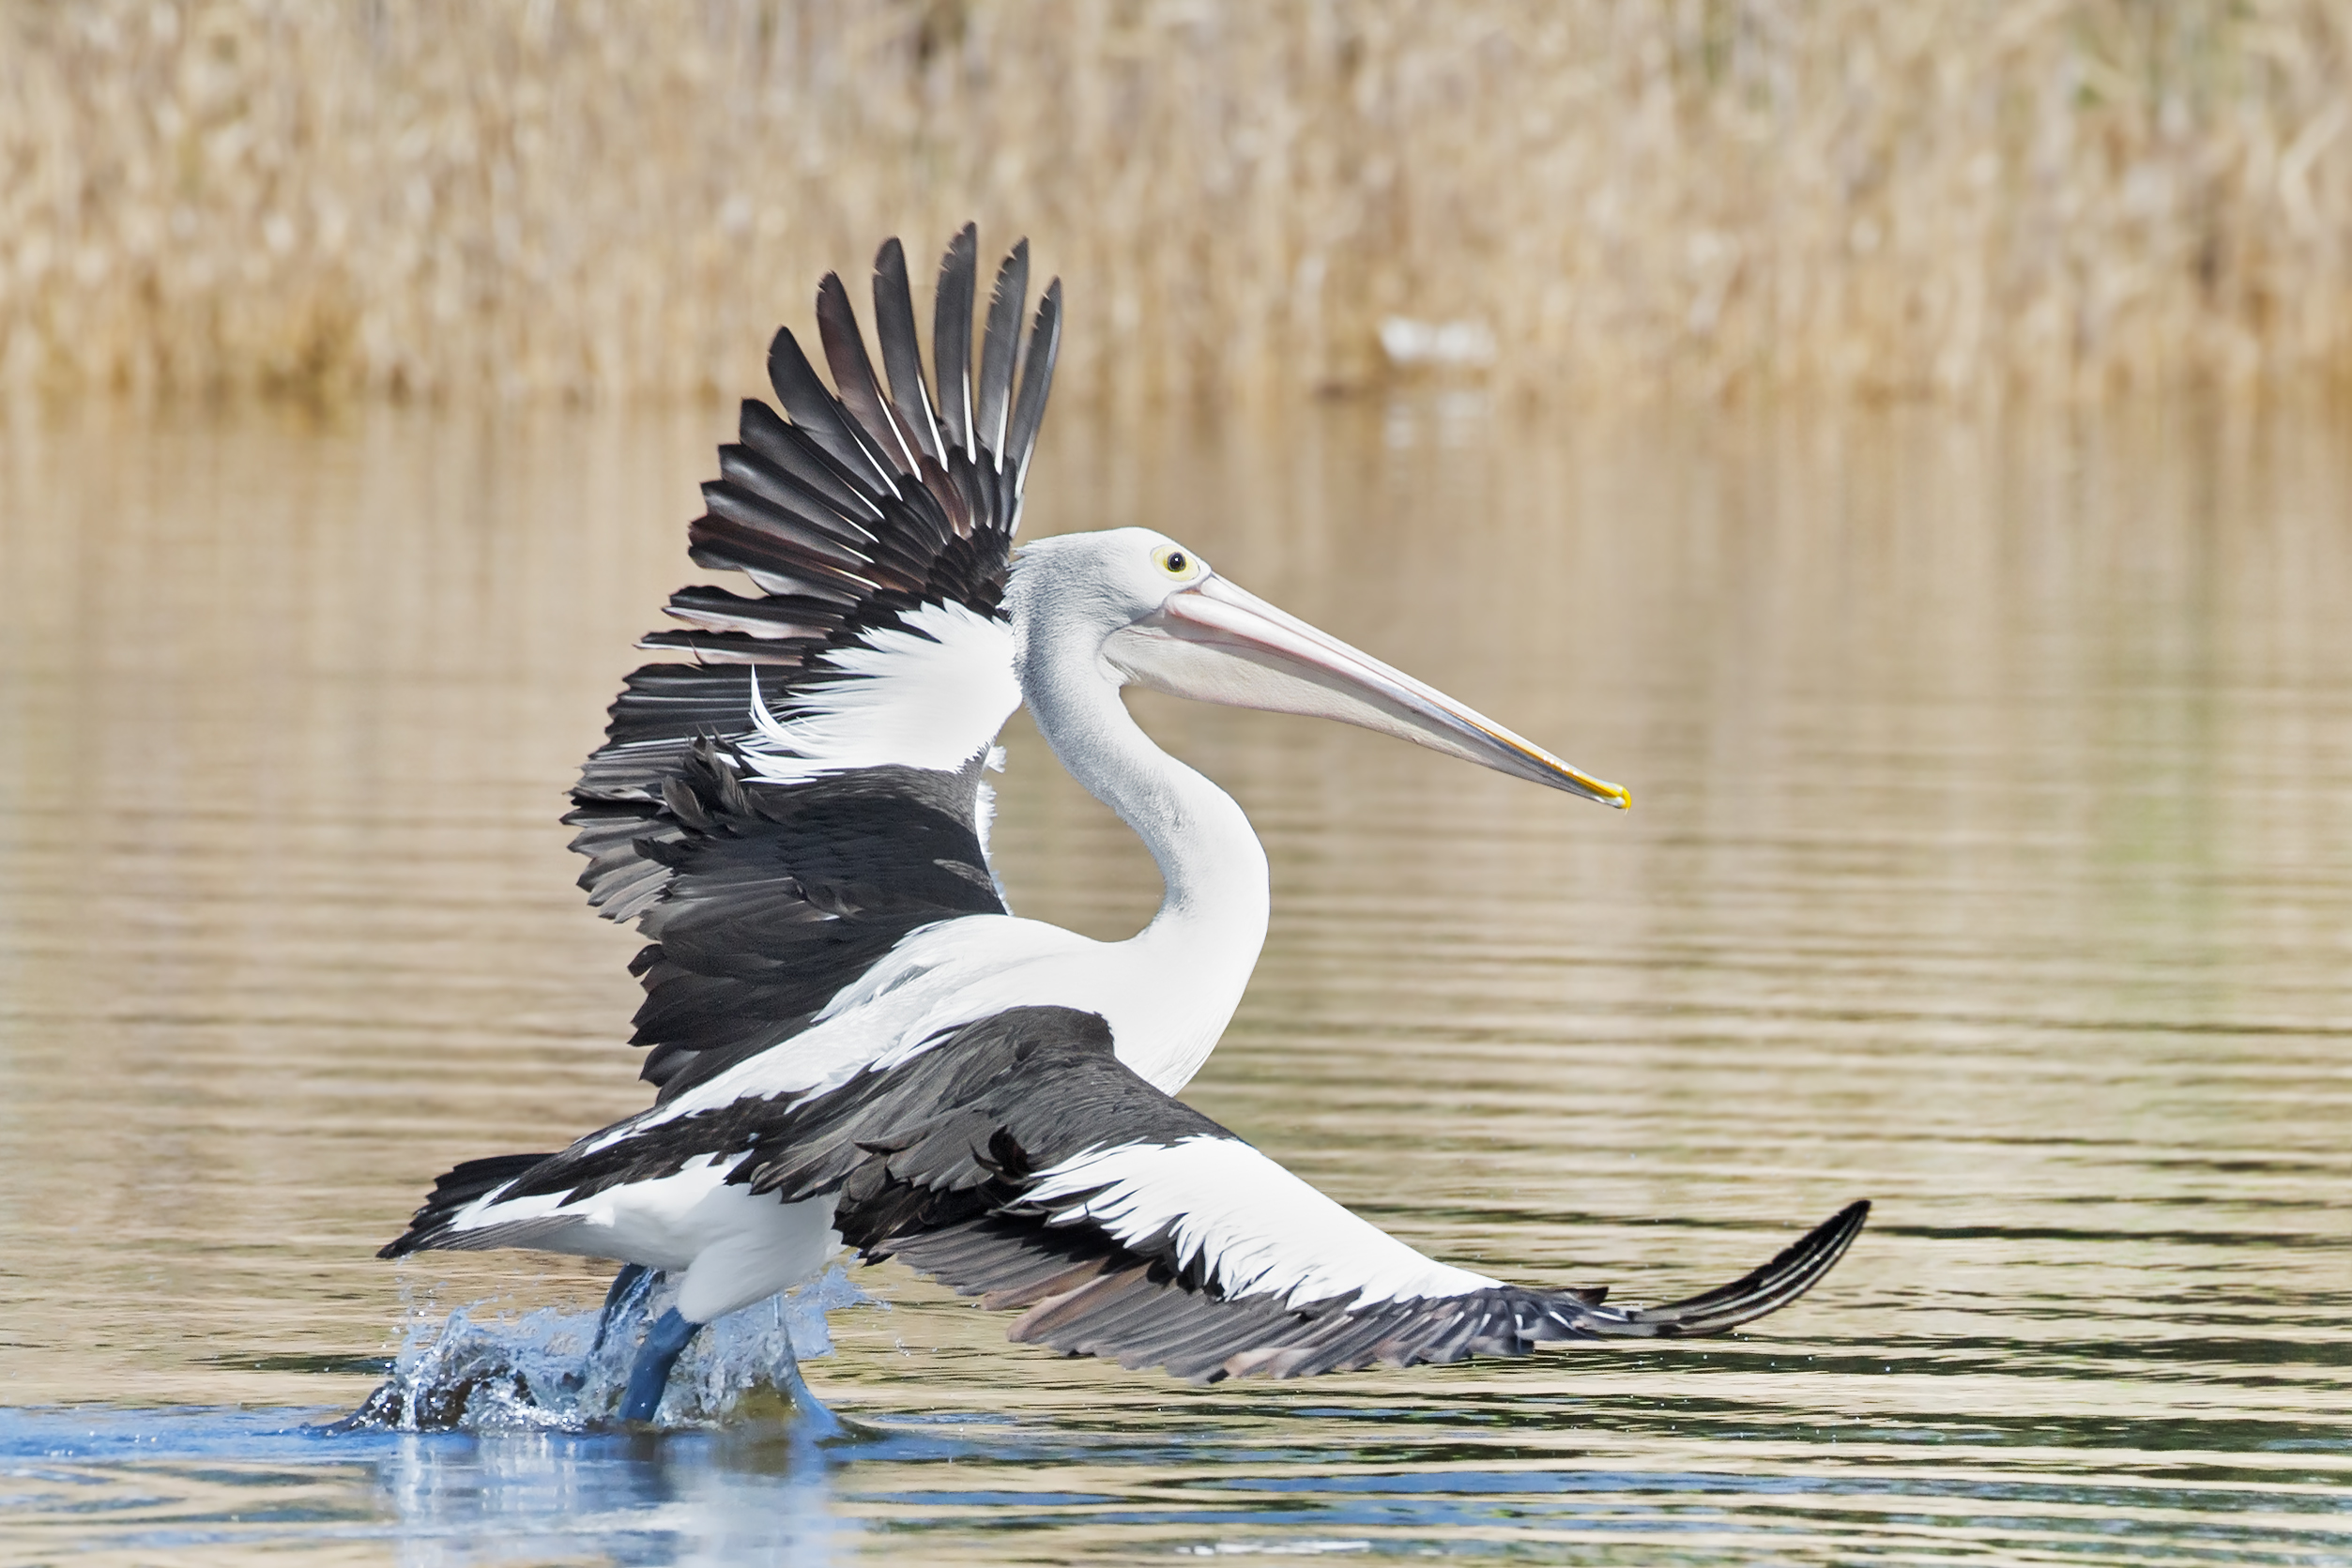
932 223 979 457
975 239 1030 463
816 272 922 478
1006 281 1063 498
389 1008 1871 1376
692 479 889 593
737 400 890 529
873 238 943 463
765 327 898 497
569 228 1061 1095
714 441 880 550
581 742 1005 1099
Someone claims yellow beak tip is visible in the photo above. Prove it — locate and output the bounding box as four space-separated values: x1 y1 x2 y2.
1569 775 1630 809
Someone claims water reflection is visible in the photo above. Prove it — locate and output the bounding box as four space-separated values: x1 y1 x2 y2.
7 1393 2348 1564
0 395 2348 1561
0 1407 863 1564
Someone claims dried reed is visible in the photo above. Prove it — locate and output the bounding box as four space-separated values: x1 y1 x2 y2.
3 0 2347 403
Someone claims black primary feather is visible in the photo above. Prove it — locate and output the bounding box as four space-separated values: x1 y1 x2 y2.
873 238 943 463
816 272 921 479
975 239 1030 464
1006 281 1063 499
765 327 897 499
932 223 979 457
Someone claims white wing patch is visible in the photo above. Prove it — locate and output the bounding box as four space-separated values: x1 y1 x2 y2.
1029 1134 1501 1309
741 601 1019 783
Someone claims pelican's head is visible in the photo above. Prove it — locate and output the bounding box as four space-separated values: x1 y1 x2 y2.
1007 527 1627 808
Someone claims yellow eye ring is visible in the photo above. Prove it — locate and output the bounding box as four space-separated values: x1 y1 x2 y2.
1153 545 1198 578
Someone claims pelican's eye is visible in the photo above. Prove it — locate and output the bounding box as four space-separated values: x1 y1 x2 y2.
1153 545 1199 579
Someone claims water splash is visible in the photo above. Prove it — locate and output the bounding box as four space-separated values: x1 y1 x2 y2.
336 1266 873 1432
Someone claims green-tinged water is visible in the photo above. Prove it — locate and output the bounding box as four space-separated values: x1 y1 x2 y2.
0 396 2346 1564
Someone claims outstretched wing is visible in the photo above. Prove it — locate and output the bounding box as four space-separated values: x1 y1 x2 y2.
567 229 1063 1101
389 1007 1870 1381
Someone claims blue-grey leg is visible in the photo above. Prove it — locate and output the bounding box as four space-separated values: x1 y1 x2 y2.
619 1307 701 1423
591 1264 655 1356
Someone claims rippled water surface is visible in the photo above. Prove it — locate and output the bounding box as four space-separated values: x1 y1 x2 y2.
2 397 2347 1564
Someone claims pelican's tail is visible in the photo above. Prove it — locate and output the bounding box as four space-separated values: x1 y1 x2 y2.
378 1151 557 1258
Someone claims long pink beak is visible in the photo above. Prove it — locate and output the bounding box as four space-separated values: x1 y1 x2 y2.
1103 574 1629 808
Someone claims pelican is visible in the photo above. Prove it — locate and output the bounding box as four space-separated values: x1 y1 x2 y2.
381 228 1867 1421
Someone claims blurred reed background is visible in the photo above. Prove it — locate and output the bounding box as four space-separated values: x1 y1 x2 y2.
2 0 2347 405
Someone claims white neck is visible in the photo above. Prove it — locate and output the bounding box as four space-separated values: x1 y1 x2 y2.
1017 628 1271 1091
